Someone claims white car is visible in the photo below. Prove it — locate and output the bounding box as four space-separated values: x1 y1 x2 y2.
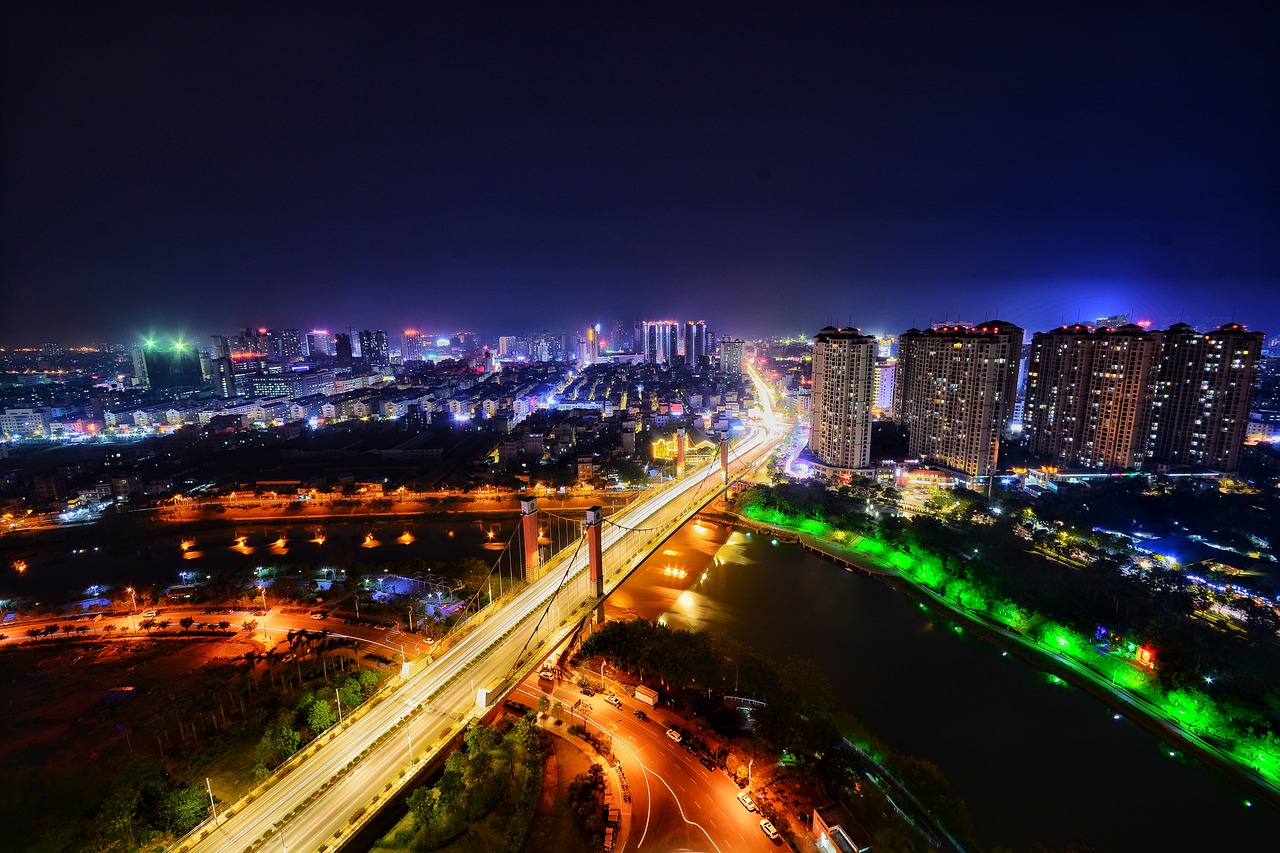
737 791 756 812
140 610 158 619
604 694 622 708
665 728 682 743
759 818 779 840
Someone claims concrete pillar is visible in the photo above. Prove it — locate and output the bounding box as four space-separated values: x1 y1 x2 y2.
676 427 686 476
585 505 604 624
520 498 539 579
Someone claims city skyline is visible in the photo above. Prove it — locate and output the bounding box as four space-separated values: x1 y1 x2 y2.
4 5 1278 342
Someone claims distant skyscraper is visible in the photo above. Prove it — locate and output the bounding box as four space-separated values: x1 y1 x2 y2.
402 329 431 362
720 339 745 376
643 321 680 364
212 357 237 397
498 336 518 358
873 358 896 418
335 333 353 367
307 329 335 357
270 328 303 361
132 341 205 391
894 321 1023 478
808 327 876 473
1095 313 1130 329
1148 322 1263 471
684 320 708 368
1025 324 1160 470
359 329 390 371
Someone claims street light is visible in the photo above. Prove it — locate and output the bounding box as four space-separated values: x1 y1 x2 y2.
126 587 136 613
258 586 267 612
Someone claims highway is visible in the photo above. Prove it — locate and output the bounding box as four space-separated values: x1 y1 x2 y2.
178 420 781 853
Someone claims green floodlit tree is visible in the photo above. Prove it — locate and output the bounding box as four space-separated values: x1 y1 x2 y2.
339 677 363 711
357 669 379 694
307 697 336 733
158 786 209 835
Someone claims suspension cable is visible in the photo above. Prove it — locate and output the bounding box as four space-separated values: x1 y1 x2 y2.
505 531 587 680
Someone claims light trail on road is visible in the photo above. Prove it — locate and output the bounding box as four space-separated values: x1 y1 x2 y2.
177 423 781 853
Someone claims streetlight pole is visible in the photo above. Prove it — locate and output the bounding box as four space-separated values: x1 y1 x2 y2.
127 587 136 613
335 688 343 724
407 729 413 765
748 757 754 787
206 777 218 825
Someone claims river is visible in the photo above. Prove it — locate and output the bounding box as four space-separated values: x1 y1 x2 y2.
607 519 1280 851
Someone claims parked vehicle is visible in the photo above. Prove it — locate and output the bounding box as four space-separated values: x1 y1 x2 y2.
760 819 779 840
665 728 682 743
737 792 756 812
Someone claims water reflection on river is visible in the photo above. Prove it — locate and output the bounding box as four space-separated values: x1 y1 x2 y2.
2 518 517 599
608 520 1280 852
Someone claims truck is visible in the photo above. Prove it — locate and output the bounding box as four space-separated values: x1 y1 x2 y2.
634 684 659 707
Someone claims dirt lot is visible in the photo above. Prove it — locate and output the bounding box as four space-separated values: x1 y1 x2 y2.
0 632 261 850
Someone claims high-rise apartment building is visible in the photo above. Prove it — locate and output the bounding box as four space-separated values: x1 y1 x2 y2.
643 321 680 364
873 358 897 418
808 327 876 473
1148 322 1263 471
306 330 335 358
402 329 431 362
359 330 390 371
720 339 745 376
894 322 1023 478
1024 324 1161 470
1024 321 1263 472
684 321 708 368
335 333 353 367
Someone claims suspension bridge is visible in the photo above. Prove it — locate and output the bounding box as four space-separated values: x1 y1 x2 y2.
176 416 782 853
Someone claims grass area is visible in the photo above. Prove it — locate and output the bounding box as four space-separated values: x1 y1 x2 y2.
527 735 594 853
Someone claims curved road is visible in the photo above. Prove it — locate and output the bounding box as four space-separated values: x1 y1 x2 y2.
176 422 781 853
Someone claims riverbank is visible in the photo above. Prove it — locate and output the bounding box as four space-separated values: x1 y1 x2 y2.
723 507 1280 810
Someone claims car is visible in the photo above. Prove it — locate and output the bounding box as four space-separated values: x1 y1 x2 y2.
759 819 779 840
504 700 530 715
604 694 622 708
737 791 756 812
579 685 595 696
699 755 717 771
632 709 648 721
140 610 158 618
665 728 682 743
310 611 326 620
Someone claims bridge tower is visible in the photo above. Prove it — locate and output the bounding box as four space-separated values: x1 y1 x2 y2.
520 498 540 579
585 505 605 624
720 430 729 484
676 427 686 476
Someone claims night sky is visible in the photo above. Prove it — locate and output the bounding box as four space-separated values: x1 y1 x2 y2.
3 3 1277 344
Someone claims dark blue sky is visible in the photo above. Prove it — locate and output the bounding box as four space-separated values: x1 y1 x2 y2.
3 3 1277 344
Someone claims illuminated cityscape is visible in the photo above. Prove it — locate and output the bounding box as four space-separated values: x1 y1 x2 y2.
3 4 1280 853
